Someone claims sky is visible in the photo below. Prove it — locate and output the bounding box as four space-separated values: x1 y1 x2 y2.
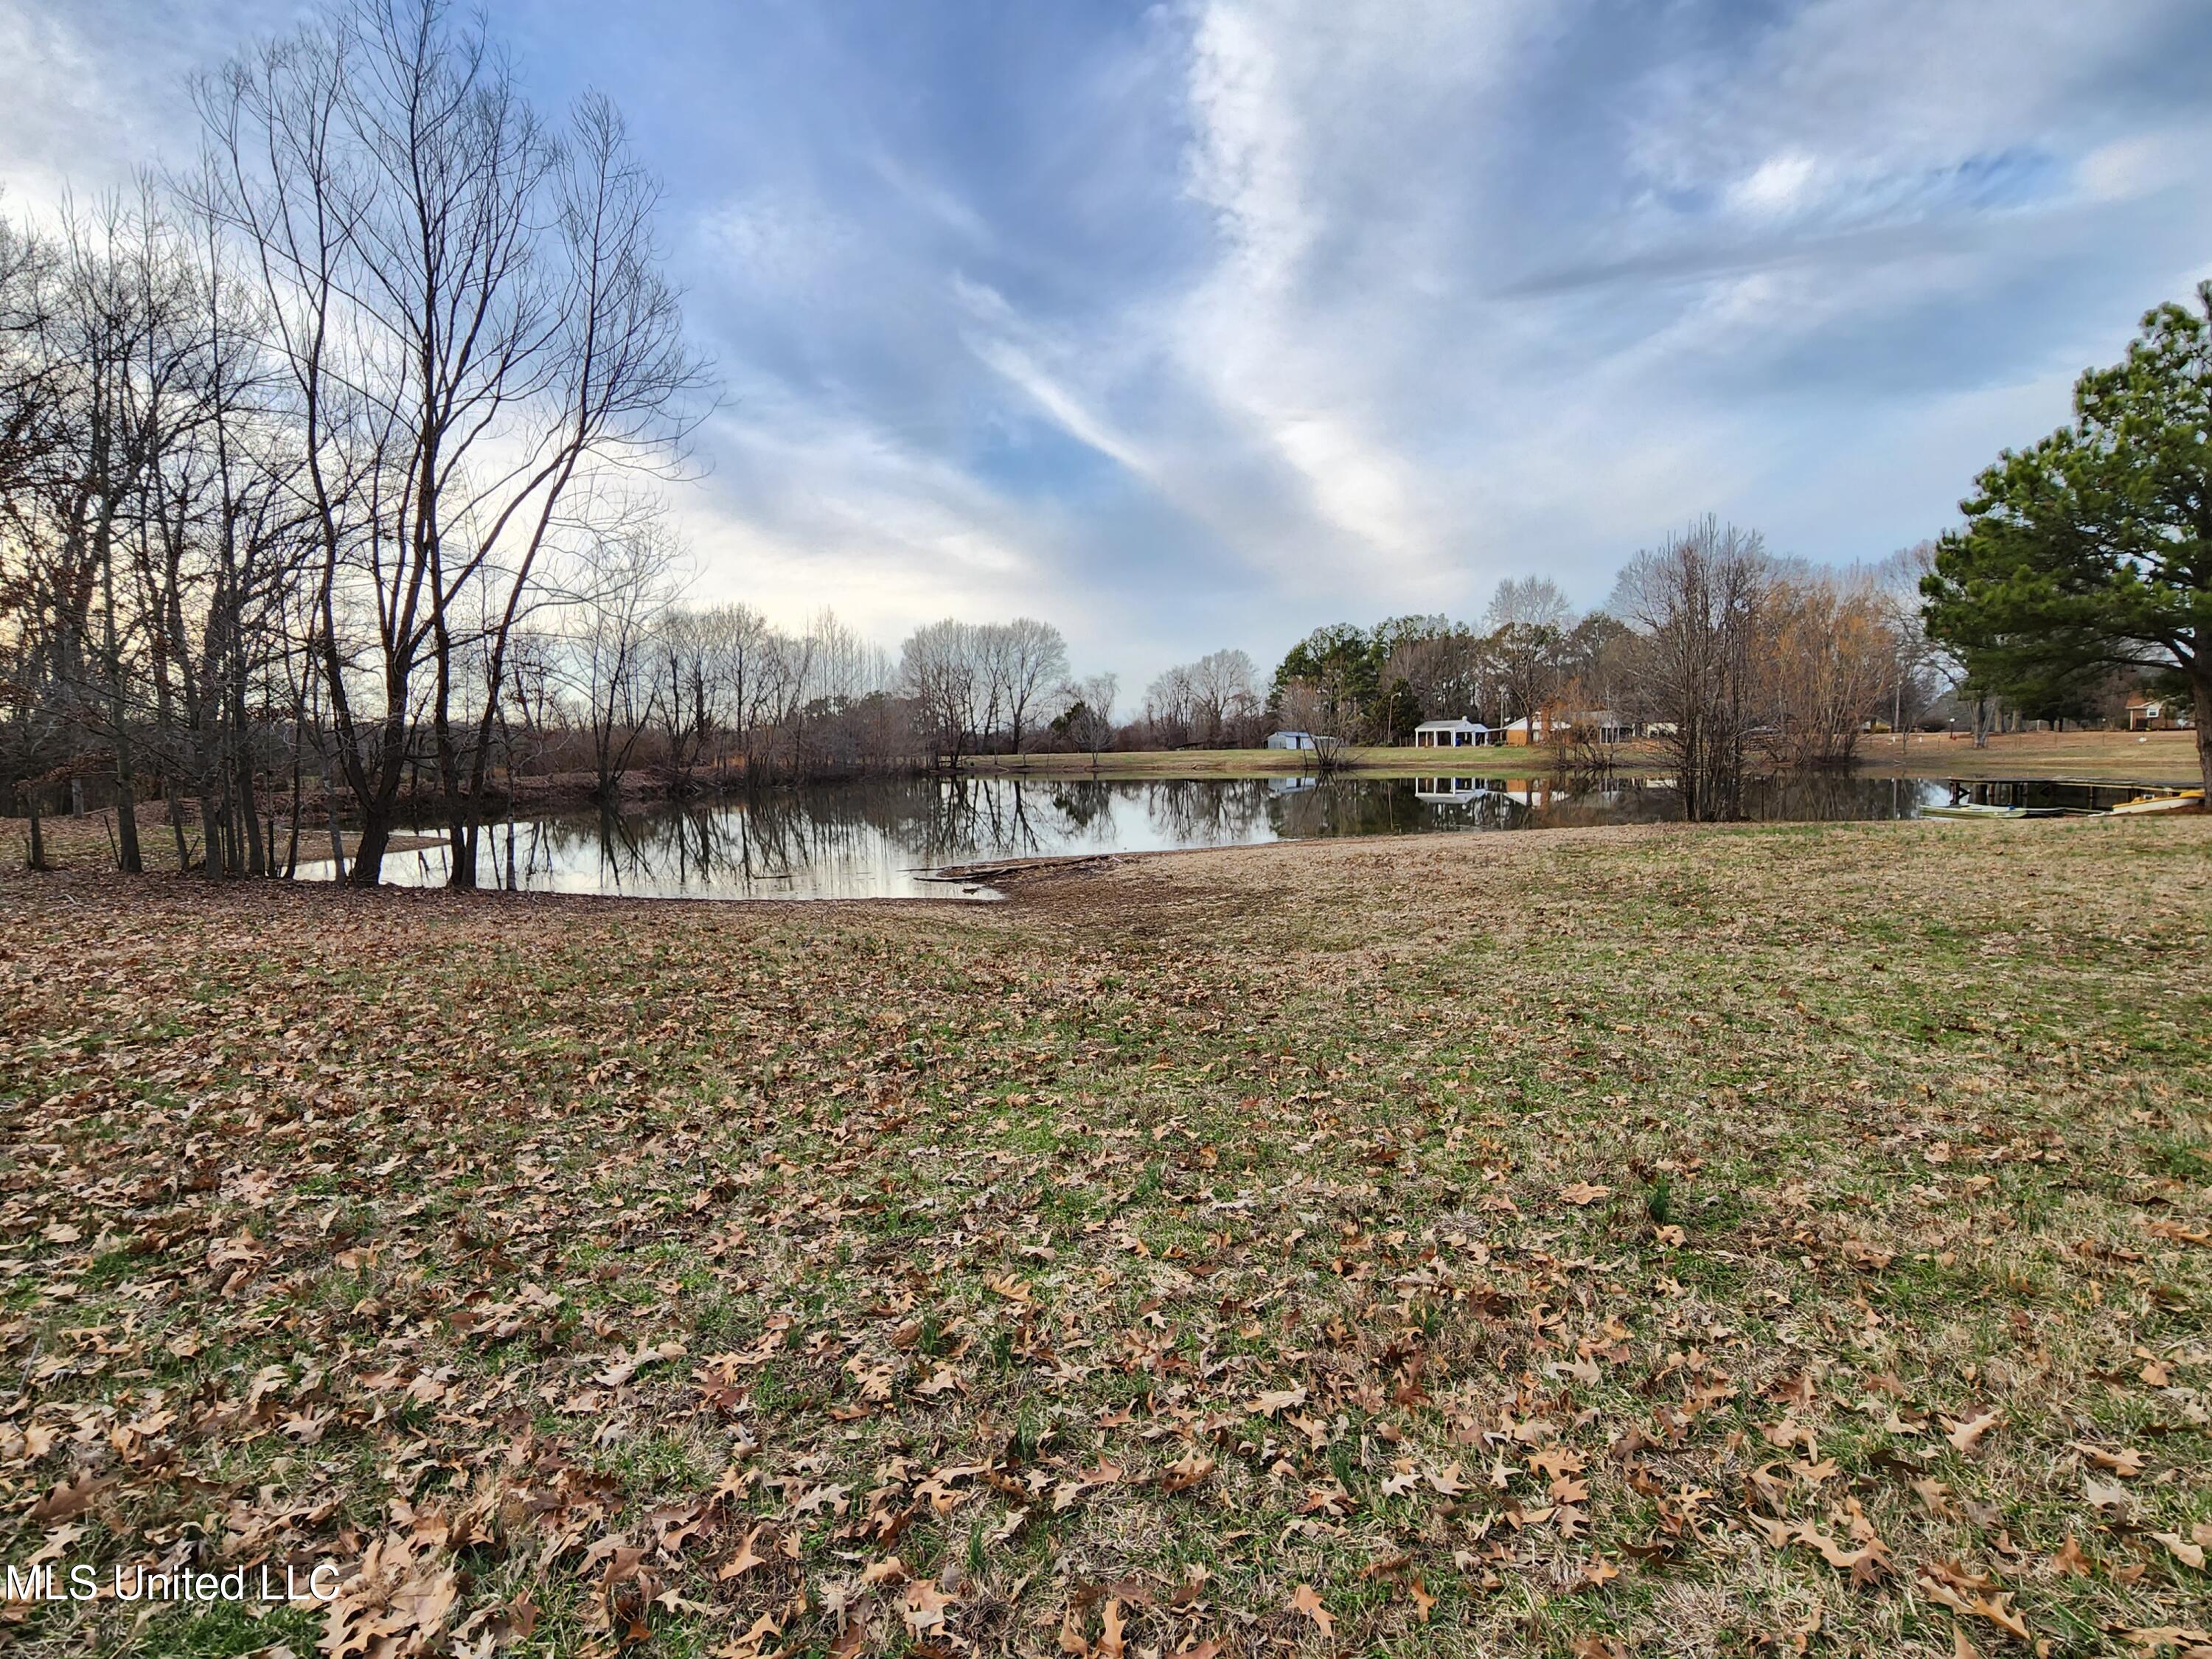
6 0 2211 689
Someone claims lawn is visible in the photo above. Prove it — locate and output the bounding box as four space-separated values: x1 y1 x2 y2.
1861 731 2204 787
961 729 2206 787
1 818 2208 1658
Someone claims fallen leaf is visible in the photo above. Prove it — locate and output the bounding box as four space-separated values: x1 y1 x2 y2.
2072 1441 2147 1478
1289 1583 1333 1636
903 1580 953 1636
2152 1531 2205 1571
1945 1411 2003 1454
29 1470 115 1524
2084 1475 2132 1511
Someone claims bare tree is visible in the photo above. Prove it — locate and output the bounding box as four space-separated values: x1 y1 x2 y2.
192 0 704 887
0 213 65 865
1276 681 1347 772
0 212 58 515
1186 648 1259 745
997 617 1068 754
900 619 978 768
34 190 220 874
1872 541 1951 744
1766 574 1894 768
1065 671 1117 768
563 524 675 805
1143 662 1196 748
1484 576 1575 729
1612 518 1770 821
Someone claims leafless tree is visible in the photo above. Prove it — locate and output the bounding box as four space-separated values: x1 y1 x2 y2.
29 190 223 874
996 617 1068 754
191 0 706 886
1186 648 1259 745
1143 662 1196 748
1276 681 1347 772
901 619 979 768
1872 541 1952 742
1612 518 1770 821
1483 577 1576 729
1065 672 1117 768
563 524 675 804
0 214 66 865
1765 574 1895 768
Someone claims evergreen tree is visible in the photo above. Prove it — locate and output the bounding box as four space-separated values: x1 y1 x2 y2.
1924 283 2212 792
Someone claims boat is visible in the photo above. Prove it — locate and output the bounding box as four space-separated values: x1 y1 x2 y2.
2109 789 2206 817
1922 803 2067 820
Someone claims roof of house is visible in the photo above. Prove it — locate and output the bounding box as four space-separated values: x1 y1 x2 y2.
1414 717 1487 731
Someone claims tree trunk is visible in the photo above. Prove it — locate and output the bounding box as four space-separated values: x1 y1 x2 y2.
111 765 144 873
98 514 145 874
238 757 265 877
285 757 302 880
2194 666 2212 798
199 792 227 877
24 794 46 871
349 810 395 886
344 709 408 888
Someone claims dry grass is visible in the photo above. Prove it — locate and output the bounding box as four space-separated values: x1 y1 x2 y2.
1 818 2208 1658
1860 730 2203 787
965 730 2205 787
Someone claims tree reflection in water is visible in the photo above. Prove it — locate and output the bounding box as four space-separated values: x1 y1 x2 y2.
304 772 1950 900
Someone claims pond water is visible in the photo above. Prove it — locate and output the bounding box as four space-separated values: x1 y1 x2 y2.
291 771 2032 901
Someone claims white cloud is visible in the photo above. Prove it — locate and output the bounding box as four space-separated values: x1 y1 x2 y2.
1728 152 1820 218
2074 131 2197 204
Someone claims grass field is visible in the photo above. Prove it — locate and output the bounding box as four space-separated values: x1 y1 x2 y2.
1860 731 2205 787
2 818 2209 1658
962 730 2207 788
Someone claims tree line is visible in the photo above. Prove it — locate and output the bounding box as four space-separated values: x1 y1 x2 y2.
1254 549 1944 811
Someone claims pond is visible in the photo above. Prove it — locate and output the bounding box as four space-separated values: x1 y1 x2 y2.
291 771 2035 901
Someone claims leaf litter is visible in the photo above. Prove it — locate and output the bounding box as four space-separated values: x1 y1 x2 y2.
1 816 2208 1655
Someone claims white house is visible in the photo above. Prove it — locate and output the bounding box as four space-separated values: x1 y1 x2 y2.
1412 717 1490 748
1266 729 1321 750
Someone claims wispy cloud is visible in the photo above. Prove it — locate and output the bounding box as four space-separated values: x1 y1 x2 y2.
5 0 2209 685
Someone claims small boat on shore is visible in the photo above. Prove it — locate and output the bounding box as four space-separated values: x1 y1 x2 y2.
1923 803 2073 819
2108 789 2205 816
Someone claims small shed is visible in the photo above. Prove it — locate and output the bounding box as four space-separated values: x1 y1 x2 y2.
1413 718 1489 748
1266 729 1320 750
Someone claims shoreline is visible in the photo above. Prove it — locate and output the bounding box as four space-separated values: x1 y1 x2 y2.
955 728 2203 786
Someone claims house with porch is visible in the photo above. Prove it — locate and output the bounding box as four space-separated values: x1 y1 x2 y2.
1412 718 1491 748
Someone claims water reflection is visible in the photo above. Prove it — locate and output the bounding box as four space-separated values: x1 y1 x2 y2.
296 772 1958 901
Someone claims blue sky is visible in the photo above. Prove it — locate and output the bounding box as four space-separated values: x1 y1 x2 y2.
7 0 2210 686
